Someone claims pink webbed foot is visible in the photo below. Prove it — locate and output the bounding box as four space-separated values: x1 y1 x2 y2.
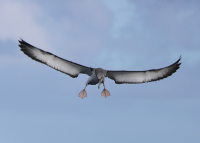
78 89 87 99
101 88 110 98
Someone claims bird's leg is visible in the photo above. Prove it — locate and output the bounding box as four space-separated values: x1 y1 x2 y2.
101 83 110 98
98 78 103 89
78 84 88 99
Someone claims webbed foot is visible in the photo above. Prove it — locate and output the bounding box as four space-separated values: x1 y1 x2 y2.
78 89 87 99
101 88 110 98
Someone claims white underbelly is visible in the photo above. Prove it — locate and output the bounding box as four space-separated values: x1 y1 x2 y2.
87 70 99 85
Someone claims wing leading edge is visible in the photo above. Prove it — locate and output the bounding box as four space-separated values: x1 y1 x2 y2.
106 56 181 84
19 39 92 78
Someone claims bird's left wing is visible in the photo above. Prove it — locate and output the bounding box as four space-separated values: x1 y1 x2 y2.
106 57 181 84
19 39 92 78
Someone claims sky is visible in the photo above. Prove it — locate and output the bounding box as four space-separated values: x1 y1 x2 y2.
0 0 200 142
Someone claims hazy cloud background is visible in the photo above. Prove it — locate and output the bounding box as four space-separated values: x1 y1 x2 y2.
0 0 199 143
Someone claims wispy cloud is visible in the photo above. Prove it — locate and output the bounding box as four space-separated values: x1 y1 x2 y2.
1 0 200 67
0 0 111 65
99 0 200 66
0 0 51 49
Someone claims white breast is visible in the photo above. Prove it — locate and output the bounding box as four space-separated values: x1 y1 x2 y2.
86 70 99 85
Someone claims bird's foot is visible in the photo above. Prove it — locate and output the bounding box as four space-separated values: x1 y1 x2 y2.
78 89 87 99
101 88 110 98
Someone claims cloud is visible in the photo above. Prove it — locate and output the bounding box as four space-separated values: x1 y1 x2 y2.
103 0 136 38
0 0 52 49
49 0 112 57
0 0 112 66
1 0 200 67
98 0 200 67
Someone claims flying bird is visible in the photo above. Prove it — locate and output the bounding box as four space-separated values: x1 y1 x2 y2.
19 39 181 99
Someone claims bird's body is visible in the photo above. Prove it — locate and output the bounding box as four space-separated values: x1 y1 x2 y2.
80 68 109 98
87 68 105 85
86 69 99 85
19 39 181 99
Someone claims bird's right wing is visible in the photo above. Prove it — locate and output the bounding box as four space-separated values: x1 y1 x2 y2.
106 57 181 84
19 39 92 78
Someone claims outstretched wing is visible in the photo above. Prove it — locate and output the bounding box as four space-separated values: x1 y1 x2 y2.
106 56 181 84
19 39 92 78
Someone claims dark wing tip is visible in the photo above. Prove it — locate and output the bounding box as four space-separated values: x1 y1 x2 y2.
18 39 35 48
18 39 35 58
151 56 182 82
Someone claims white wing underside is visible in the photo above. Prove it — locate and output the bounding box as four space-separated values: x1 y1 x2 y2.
106 57 181 84
19 40 92 78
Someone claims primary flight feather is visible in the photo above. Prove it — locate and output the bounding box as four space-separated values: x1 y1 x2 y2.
19 39 181 99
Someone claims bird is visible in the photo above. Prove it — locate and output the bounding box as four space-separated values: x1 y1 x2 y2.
19 39 181 99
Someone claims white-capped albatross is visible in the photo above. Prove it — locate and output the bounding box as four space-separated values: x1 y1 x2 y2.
19 39 181 99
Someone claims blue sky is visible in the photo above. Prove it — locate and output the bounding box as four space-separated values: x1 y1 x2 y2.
0 0 200 142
